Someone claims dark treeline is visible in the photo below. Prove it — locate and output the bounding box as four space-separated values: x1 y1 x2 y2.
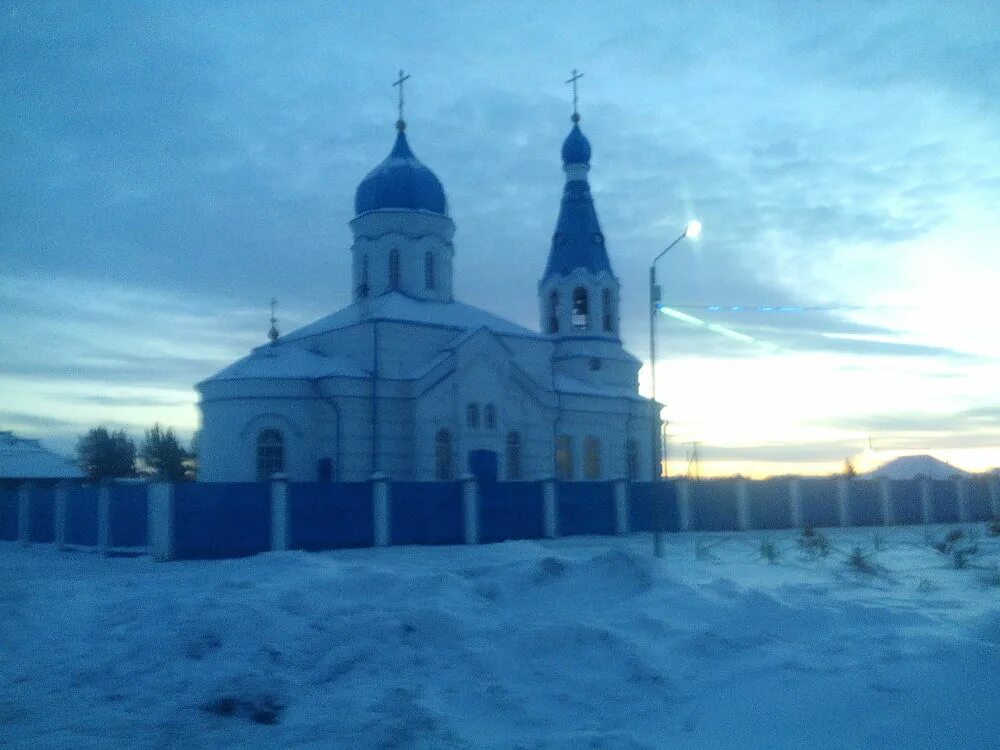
76 424 197 482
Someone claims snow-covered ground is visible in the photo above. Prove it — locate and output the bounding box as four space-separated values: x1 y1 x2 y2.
2 526 999 749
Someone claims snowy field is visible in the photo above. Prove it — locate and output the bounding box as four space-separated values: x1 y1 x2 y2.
2 526 999 749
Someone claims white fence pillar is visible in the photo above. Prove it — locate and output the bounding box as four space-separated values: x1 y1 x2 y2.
879 479 894 527
789 479 803 529
271 475 289 551
98 482 111 555
542 479 558 539
920 478 934 524
148 482 174 562
613 479 630 535
836 479 850 527
17 483 32 545
736 479 750 531
677 481 692 532
372 473 390 547
461 475 479 545
54 483 68 549
956 478 970 523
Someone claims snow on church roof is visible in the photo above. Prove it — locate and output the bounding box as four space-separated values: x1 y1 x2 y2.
279 292 540 343
206 346 369 382
0 431 82 480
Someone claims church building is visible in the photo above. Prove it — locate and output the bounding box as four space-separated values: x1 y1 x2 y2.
197 90 660 483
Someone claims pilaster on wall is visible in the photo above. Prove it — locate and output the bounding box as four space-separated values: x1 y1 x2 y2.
677 481 691 532
836 479 850 527
461 475 479 545
271 475 289 552
613 479 630 535
878 479 894 527
956 478 970 523
17 482 32 545
98 482 111 555
148 482 174 562
735 479 749 531
372 473 391 547
920 479 934 524
542 479 558 538
54 483 68 549
789 479 803 529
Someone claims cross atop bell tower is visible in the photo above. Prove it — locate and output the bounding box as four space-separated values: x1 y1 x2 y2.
565 69 584 122
393 69 410 131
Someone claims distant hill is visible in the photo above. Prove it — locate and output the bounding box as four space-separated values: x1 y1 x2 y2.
865 454 968 480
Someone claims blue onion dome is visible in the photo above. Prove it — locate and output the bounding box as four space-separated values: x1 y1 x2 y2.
561 117 592 165
354 124 448 216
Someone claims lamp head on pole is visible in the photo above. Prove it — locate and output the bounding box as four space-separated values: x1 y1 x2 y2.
685 219 702 239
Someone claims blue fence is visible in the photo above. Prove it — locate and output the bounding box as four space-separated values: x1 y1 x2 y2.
29 487 56 543
848 480 883 527
65 485 100 546
0 489 19 541
628 482 680 533
966 479 993 522
3 476 997 561
109 483 148 549
288 482 374 550
689 480 741 531
479 482 545 543
799 479 841 528
391 482 464 546
172 483 271 559
890 479 923 524
558 482 616 536
930 480 960 523
747 479 793 530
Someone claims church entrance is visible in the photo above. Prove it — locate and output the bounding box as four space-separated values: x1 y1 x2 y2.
467 450 498 483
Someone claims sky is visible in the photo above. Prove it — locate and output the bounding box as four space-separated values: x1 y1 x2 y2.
2 1 999 477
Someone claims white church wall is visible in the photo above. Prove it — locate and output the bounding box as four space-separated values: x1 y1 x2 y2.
350 210 455 303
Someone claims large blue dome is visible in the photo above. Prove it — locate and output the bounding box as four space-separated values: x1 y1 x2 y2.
354 128 448 216
561 123 592 165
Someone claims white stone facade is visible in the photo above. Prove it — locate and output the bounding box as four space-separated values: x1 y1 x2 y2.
197 119 660 483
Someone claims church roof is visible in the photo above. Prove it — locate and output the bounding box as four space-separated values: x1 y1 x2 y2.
542 121 615 284
354 129 448 216
205 347 369 382
0 431 82 480
279 292 540 343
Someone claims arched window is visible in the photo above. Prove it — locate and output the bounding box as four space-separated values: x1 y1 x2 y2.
466 402 479 429
506 431 521 480
357 254 369 298
548 290 559 333
572 287 589 330
256 429 284 481
626 439 639 480
484 403 496 430
435 428 453 480
424 251 435 290
389 250 400 290
584 436 601 479
602 288 615 332
556 435 573 480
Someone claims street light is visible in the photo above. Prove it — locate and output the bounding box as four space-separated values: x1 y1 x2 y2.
648 219 701 558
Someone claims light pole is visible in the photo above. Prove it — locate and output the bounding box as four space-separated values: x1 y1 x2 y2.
649 219 701 558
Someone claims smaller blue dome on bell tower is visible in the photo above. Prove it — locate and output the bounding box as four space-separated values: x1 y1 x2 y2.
561 115 592 165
